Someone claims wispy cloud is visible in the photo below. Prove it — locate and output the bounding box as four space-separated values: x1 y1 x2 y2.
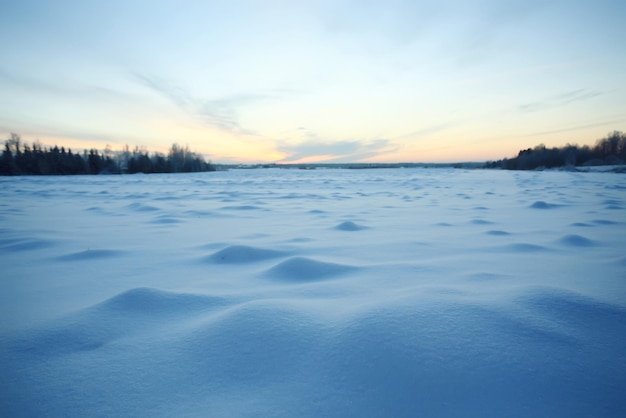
132 72 278 136
132 72 191 109
518 88 603 113
526 117 626 137
0 67 135 103
198 94 278 135
0 68 149 145
277 129 396 163
0 120 132 147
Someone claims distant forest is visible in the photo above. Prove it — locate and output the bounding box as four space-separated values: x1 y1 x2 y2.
1 131 625 175
0 133 215 175
487 131 626 170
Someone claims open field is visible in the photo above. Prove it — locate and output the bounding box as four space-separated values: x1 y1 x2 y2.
1 168 625 417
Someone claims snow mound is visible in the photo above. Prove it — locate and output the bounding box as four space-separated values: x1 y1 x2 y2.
470 219 494 225
603 199 624 210
334 221 367 231
126 202 160 212
7 288 225 356
505 243 550 252
558 234 596 247
571 222 591 227
265 257 358 281
486 230 511 236
591 219 618 225
1 168 625 417
529 200 558 209
206 245 289 264
98 287 224 314
515 287 626 333
3 286 625 416
150 215 183 224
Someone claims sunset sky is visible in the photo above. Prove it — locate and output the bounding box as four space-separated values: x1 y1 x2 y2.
1 0 625 163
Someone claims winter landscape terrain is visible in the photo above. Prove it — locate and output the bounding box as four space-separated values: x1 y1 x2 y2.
1 167 625 417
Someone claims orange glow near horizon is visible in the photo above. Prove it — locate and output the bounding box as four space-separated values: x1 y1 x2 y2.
278 154 340 165
2 124 619 165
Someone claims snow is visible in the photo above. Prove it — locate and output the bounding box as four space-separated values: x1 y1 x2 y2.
1 168 625 417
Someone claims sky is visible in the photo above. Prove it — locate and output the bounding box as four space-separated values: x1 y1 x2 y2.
1 0 625 164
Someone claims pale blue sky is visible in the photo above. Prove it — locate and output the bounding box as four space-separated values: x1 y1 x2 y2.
1 0 625 163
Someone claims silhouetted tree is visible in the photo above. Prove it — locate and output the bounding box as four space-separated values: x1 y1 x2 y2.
0 140 17 175
152 153 169 173
168 143 188 172
490 131 626 170
1 134 214 176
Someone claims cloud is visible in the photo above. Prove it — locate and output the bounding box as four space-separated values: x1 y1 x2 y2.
0 68 134 104
0 120 131 148
518 88 603 113
277 131 396 163
526 117 626 137
132 72 191 109
198 94 280 135
0 68 151 145
133 72 278 136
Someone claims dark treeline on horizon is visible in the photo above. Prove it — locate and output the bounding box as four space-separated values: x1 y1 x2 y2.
488 131 626 170
0 133 215 176
1 131 625 175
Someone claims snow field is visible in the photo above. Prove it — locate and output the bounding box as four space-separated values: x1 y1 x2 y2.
1 168 625 417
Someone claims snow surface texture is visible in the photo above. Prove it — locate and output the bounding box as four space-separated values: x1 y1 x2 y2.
1 168 625 417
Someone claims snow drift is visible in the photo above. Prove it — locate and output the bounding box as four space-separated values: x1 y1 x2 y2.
1 168 625 417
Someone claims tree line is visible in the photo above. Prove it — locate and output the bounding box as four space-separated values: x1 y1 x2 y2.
486 131 626 170
0 133 215 175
